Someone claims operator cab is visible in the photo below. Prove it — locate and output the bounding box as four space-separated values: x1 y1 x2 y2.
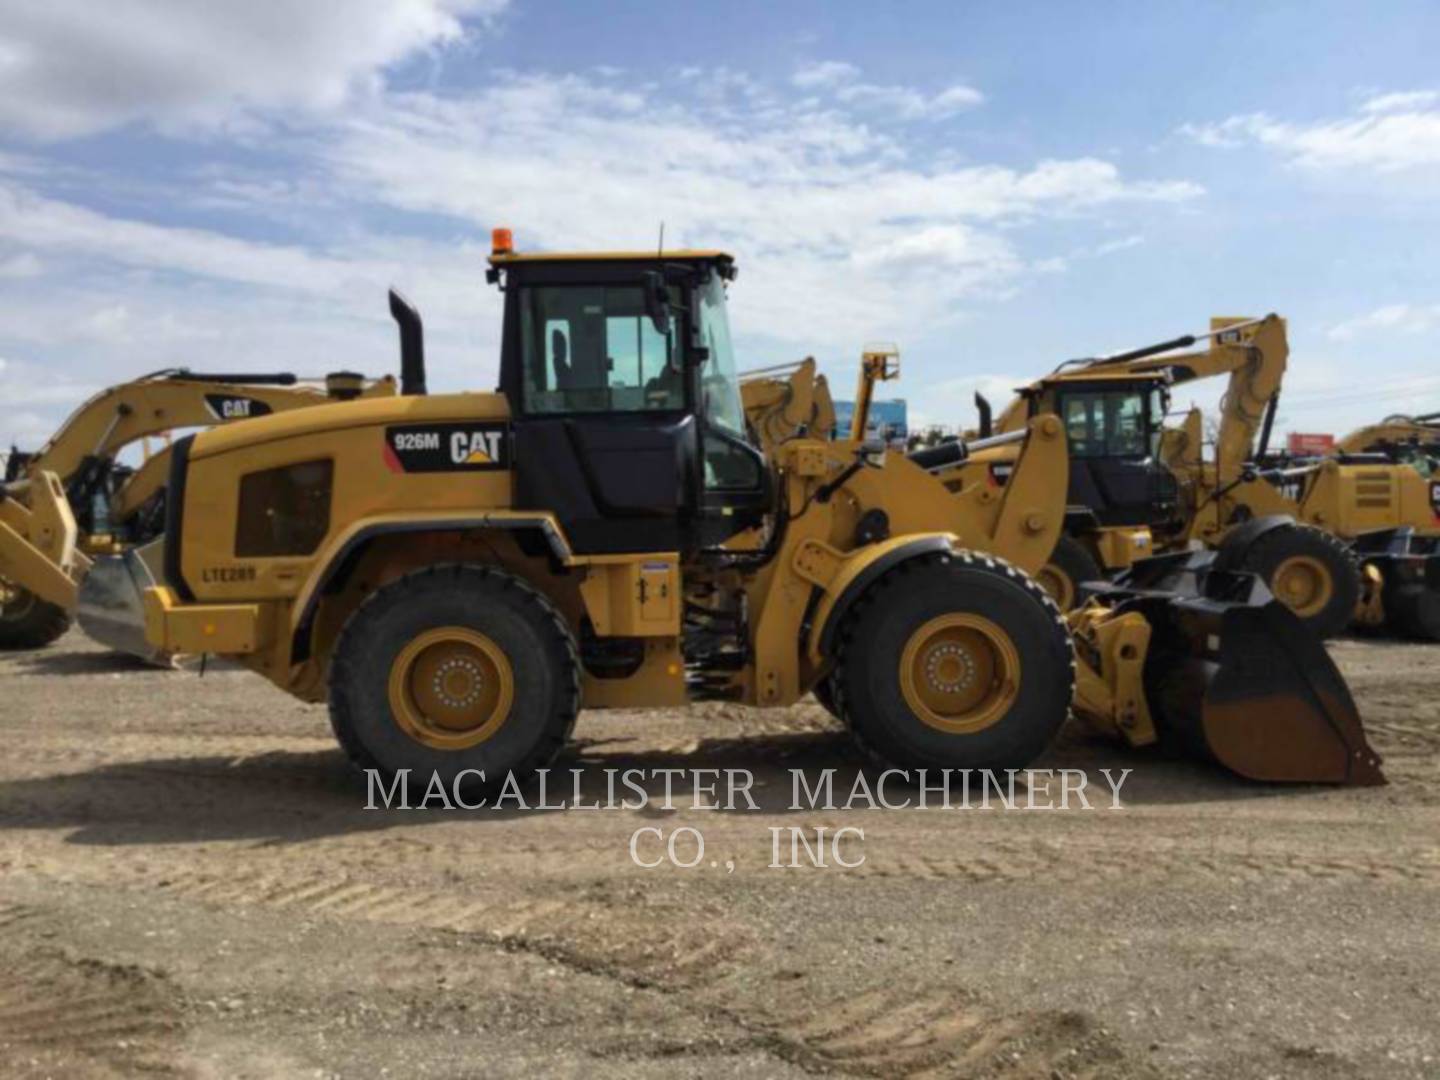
487 231 769 554
1038 375 1177 527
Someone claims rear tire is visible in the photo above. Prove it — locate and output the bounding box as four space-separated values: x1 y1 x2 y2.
833 552 1074 771
1035 534 1104 611
0 585 71 650
1236 525 1360 640
329 564 579 790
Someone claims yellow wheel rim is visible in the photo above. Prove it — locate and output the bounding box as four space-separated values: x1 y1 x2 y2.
899 614 1021 734
1035 564 1076 610
0 582 33 621
386 627 514 750
1271 555 1333 618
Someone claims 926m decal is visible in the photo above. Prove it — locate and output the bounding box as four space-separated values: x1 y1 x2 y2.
384 422 510 473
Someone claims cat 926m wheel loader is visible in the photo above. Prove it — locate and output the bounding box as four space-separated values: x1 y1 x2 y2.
124 234 1381 785
0 368 395 654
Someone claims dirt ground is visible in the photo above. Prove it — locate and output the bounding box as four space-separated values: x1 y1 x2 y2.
1 631 1437 1079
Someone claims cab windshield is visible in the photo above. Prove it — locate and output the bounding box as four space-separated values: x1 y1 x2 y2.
1060 386 1164 459
697 274 744 436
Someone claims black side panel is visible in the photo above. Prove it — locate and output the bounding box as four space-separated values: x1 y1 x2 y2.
513 415 697 554
164 435 196 601
567 418 692 513
1068 459 1177 527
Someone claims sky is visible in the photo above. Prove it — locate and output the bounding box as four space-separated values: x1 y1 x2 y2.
1 0 1438 449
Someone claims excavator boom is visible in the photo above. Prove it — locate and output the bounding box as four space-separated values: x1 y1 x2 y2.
1 368 396 653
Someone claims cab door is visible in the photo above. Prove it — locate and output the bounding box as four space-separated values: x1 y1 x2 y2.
507 281 701 554
1057 387 1175 526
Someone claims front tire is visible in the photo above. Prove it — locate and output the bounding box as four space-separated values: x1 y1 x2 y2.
0 584 71 650
328 564 579 789
832 552 1074 771
1236 525 1360 640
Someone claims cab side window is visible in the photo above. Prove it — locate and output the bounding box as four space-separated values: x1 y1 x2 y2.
520 286 681 414
1060 391 1150 459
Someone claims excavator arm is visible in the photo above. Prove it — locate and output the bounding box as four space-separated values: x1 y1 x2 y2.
1 369 396 651
11 370 395 489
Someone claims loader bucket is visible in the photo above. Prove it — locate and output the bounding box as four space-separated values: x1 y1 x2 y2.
1088 553 1385 785
76 541 171 665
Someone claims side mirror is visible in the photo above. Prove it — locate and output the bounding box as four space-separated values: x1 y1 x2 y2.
642 271 670 336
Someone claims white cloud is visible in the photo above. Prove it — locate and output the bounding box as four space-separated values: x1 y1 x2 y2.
1360 89 1440 114
908 373 1026 431
0 180 376 295
1328 302 1440 340
0 252 43 279
0 64 1201 443
791 60 983 119
792 61 860 90
1091 233 1145 257
1181 91 1440 171
0 0 508 140
311 75 1195 354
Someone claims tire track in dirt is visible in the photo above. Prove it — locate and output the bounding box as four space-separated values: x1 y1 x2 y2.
847 835 1440 886
0 943 186 1078
739 985 1155 1079
19 859 753 990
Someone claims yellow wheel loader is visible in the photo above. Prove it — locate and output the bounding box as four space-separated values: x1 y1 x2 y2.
740 349 1383 784
0 368 395 654
975 316 1440 640
129 236 1381 785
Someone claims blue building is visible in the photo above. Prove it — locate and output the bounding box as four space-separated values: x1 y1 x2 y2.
832 399 909 442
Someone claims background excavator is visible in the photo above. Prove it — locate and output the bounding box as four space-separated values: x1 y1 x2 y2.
972 316 1440 641
99 238 1377 790
1335 413 1440 471
0 368 395 653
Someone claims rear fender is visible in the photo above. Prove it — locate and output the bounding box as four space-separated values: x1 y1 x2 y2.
1212 513 1295 570
289 511 575 663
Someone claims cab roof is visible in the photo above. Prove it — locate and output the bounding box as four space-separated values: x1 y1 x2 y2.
487 249 732 266
1039 368 1171 386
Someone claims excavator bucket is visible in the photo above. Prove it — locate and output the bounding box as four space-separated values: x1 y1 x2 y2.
76 540 171 665
1084 552 1385 785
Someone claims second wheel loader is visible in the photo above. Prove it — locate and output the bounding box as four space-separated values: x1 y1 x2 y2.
976 316 1440 640
117 236 1379 787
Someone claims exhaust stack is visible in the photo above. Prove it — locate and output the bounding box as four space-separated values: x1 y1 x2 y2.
389 289 427 396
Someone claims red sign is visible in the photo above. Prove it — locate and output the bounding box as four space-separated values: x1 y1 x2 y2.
1287 432 1335 456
